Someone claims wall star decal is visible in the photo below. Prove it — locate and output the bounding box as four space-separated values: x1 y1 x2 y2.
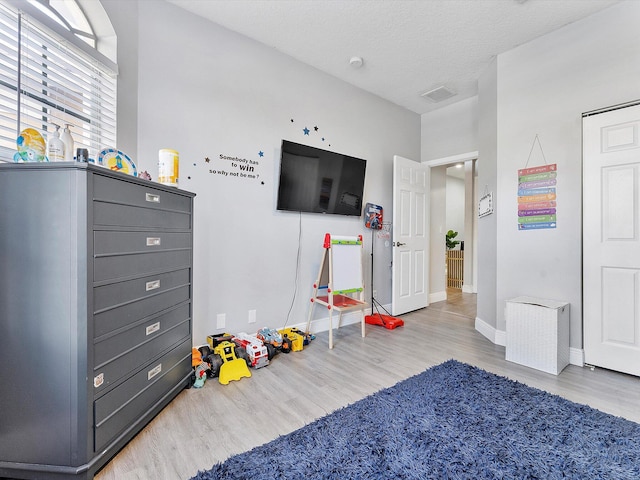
303 127 310 135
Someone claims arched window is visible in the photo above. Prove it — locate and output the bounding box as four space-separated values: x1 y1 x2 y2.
0 0 117 162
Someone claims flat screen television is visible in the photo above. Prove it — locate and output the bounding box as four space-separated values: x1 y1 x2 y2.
276 140 367 216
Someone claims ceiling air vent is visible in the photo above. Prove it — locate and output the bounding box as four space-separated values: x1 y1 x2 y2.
421 85 456 103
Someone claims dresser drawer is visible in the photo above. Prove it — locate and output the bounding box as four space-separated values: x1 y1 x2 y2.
93 304 191 393
94 201 192 230
94 285 191 338
94 230 192 256
94 341 191 452
94 269 190 312
93 174 191 213
94 249 191 283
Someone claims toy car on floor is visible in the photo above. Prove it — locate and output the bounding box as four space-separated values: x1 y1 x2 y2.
213 341 251 385
233 332 270 369
257 327 292 354
278 328 305 352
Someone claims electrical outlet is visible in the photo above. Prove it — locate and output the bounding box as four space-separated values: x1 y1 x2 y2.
373 290 378 298
216 313 226 329
248 309 256 324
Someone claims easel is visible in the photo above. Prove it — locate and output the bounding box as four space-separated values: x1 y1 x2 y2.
306 233 367 349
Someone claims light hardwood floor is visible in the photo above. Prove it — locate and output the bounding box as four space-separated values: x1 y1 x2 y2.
428 287 478 318
95 293 640 480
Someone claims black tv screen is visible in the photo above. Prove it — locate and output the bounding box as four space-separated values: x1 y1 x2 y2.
276 140 367 216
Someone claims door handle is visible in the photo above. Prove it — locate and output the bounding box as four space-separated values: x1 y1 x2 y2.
394 242 406 247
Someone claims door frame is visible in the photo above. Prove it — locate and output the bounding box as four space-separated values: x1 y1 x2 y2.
423 151 478 302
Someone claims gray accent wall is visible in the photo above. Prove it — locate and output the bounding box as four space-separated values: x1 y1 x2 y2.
102 0 421 344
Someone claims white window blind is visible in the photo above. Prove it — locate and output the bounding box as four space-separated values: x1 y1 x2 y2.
0 0 116 162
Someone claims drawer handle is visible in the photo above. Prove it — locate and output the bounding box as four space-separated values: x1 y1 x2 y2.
145 193 160 203
94 373 104 388
146 237 161 246
146 280 160 291
147 363 162 381
146 322 161 336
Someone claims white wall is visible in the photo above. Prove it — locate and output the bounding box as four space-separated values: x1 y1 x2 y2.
421 96 478 162
495 0 640 349
476 58 499 341
101 0 138 159
463 160 477 293
102 1 420 344
429 166 447 301
446 174 465 243
422 1 640 353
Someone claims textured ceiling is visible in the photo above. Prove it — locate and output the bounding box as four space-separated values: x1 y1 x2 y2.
167 0 620 115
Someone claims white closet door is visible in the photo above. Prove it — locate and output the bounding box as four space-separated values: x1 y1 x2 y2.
583 103 640 376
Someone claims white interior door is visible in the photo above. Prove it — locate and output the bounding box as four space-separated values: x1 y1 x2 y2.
583 103 640 377
392 155 429 315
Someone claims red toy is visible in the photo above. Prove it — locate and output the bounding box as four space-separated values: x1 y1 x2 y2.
365 312 404 329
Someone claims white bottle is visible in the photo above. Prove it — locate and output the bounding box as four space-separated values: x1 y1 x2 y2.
47 124 65 162
61 124 74 162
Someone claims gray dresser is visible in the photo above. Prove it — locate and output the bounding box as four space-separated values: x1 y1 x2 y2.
0 163 195 479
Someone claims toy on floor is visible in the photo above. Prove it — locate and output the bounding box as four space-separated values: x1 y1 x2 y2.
278 328 305 352
192 347 202 366
288 327 315 345
207 332 252 368
233 332 270 369
194 345 220 378
364 298 404 330
205 352 224 378
257 327 292 355
364 312 404 329
191 347 209 388
213 341 252 385
193 363 208 388
207 333 234 349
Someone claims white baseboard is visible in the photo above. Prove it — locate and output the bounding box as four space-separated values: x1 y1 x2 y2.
570 348 584 367
475 316 586 368
429 291 447 303
462 285 475 294
475 316 505 346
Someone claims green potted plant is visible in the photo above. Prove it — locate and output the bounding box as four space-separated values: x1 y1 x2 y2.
446 230 460 250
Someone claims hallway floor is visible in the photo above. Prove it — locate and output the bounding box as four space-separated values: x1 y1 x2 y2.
428 287 477 318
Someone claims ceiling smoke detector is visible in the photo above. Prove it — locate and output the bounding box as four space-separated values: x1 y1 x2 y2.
421 85 456 103
349 56 364 68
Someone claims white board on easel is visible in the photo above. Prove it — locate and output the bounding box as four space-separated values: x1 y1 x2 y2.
330 237 364 294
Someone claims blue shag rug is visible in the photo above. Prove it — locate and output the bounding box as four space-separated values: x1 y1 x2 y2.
190 360 640 479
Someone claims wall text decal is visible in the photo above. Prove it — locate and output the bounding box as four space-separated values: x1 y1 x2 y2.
207 153 263 183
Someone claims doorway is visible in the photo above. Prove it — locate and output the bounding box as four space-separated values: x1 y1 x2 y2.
445 163 466 293
425 153 478 319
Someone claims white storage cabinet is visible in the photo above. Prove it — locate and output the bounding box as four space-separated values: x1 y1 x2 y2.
505 296 570 375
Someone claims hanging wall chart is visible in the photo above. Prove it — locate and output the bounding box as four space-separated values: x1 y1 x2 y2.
518 135 557 230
